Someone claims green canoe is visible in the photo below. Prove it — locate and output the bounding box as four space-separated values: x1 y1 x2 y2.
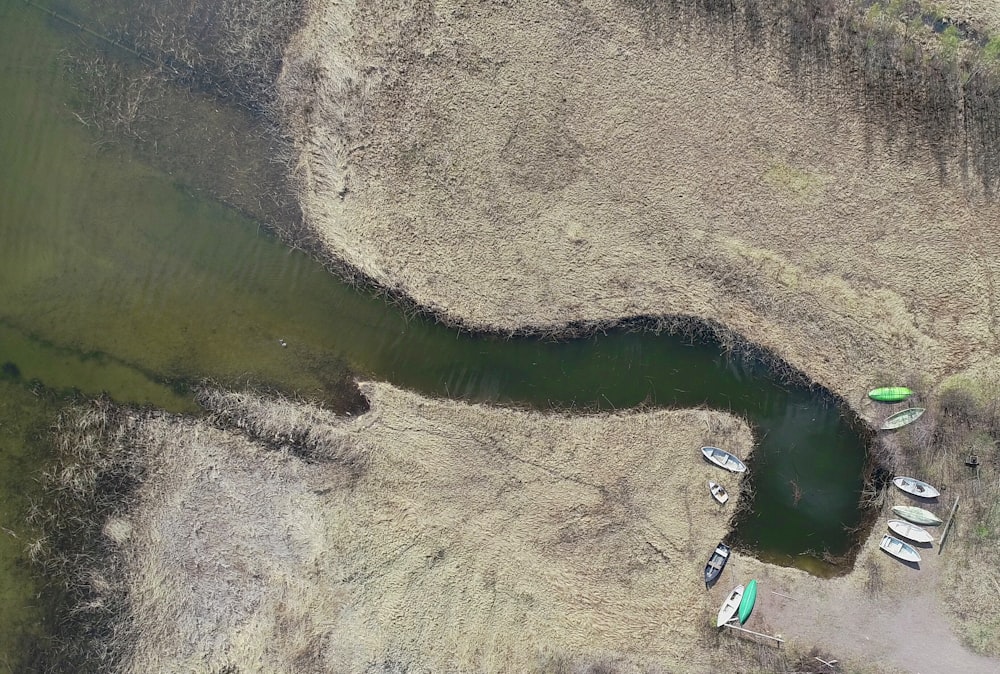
881 407 926 430
868 386 913 403
738 579 758 624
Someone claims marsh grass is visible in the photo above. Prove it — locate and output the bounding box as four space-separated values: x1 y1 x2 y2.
27 397 146 673
29 384 766 672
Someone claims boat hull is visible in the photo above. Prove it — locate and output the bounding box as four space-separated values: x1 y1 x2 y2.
880 534 921 563
892 505 943 526
881 407 926 430
738 579 758 624
887 519 934 544
701 446 747 473
708 481 729 504
868 387 913 403
893 476 940 499
704 543 731 586
716 584 744 627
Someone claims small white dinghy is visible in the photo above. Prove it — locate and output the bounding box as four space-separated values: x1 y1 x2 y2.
887 519 934 544
701 446 747 473
880 534 921 563
716 584 744 627
892 476 940 499
708 481 729 504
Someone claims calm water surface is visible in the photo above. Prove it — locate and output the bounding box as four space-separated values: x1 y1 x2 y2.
0 0 870 664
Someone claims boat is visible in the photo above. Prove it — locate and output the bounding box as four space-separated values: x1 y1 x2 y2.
716 584 744 627
887 519 934 544
704 542 731 586
892 505 943 526
868 386 914 403
701 446 747 473
738 579 758 624
708 481 729 504
881 407 926 430
879 534 921 563
892 476 940 499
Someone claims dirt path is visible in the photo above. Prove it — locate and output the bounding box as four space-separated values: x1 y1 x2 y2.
745 534 1000 674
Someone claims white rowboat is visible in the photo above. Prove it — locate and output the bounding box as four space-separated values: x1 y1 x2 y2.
881 407 925 430
708 481 729 504
887 519 934 544
716 584 745 627
893 476 940 499
701 446 747 473
880 534 921 563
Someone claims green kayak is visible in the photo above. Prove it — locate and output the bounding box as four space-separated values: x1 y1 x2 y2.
881 407 925 430
738 579 757 624
868 386 913 403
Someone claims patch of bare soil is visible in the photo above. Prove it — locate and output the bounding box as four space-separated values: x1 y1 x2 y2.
92 384 759 672
751 520 1000 674
278 0 1000 413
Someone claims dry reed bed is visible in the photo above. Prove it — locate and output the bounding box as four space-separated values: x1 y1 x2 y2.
35 384 1000 673
278 0 1000 411
40 384 762 673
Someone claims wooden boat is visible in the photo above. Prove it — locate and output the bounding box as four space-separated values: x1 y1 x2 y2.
716 584 744 627
708 481 729 505
701 446 747 473
738 579 758 624
892 476 940 499
868 386 913 403
887 519 934 544
881 407 925 430
892 505 943 526
704 542 731 586
880 534 921 563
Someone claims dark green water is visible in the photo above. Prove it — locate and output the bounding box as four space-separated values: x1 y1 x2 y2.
0 0 869 663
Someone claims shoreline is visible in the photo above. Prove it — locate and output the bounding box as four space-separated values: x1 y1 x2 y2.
16 0 1000 671
279 0 1000 405
33 385 999 673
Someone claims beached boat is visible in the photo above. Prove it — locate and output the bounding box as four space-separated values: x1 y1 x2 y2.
892 505 943 526
704 542 731 586
738 579 758 624
881 407 925 430
701 446 747 473
892 476 940 499
716 584 744 627
708 481 729 504
887 519 934 544
880 534 921 563
868 387 913 403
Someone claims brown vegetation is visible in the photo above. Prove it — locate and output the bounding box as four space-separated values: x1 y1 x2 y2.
280 0 1000 410
34 384 765 673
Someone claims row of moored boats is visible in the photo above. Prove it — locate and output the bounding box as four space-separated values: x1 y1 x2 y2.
879 476 942 564
700 446 757 627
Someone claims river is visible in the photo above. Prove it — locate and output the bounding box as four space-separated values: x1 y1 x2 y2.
0 0 871 666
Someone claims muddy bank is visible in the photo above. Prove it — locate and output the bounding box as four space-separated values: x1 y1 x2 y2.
279 0 1000 406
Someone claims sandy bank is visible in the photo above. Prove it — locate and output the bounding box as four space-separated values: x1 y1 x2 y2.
279 0 1000 409
103 384 759 672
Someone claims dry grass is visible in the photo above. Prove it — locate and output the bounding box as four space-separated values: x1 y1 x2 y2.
279 0 1000 408
37 384 763 673
35 384 1000 672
